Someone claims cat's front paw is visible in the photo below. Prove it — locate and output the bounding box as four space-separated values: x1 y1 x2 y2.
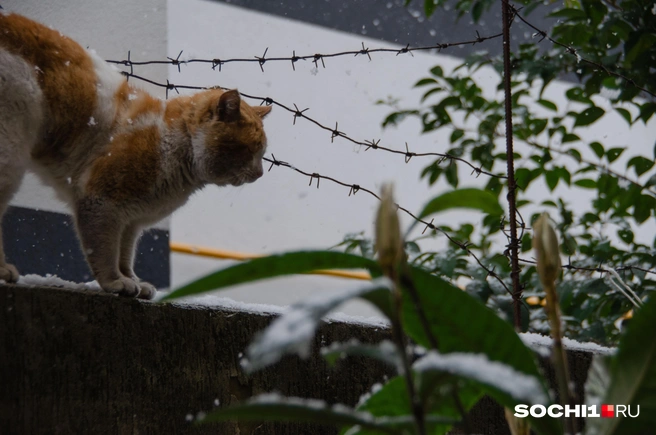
99 276 140 298
0 263 19 283
136 281 157 300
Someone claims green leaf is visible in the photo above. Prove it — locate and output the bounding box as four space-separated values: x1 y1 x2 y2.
615 108 632 125
567 148 582 162
606 147 625 163
575 106 605 127
382 110 418 127
565 87 592 104
515 167 532 190
402 267 540 376
352 376 480 435
589 142 605 159
617 228 634 244
163 251 381 301
546 170 559 191
574 179 597 189
591 296 656 435
424 0 438 17
639 103 656 124
414 77 438 87
537 99 558 111
549 8 587 19
562 133 581 143
450 129 464 143
418 188 503 220
400 267 563 435
444 162 459 187
422 87 443 102
634 195 655 223
430 65 444 77
530 118 548 135
627 156 655 176
472 1 484 22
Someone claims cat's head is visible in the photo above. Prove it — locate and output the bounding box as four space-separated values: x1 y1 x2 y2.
193 90 271 187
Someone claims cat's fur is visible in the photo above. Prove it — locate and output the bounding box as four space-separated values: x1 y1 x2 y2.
0 12 271 299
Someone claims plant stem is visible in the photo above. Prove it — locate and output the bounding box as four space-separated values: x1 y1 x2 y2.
501 0 522 331
545 281 577 435
390 273 426 435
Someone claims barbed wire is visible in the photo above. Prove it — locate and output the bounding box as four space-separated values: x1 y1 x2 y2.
262 154 514 296
106 17 654 304
106 32 502 73
117 70 506 180
510 4 656 99
518 256 656 276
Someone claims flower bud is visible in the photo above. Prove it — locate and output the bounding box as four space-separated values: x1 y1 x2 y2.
533 213 561 287
375 183 404 274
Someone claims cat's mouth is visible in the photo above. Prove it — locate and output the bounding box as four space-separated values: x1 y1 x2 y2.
229 171 262 186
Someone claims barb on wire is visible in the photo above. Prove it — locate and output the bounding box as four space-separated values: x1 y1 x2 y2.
106 32 503 71
262 154 514 297
509 3 655 99
255 47 269 72
168 50 184 73
115 70 506 180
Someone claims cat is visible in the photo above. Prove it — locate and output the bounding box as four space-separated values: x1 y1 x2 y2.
0 12 271 300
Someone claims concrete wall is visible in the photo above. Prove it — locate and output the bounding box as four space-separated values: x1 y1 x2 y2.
0 284 598 434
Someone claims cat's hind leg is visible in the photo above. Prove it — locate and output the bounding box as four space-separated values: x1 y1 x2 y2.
118 222 156 300
0 50 44 282
0 134 28 283
0 171 25 283
75 199 141 298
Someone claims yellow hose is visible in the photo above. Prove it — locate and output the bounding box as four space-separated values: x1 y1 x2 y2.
170 242 371 281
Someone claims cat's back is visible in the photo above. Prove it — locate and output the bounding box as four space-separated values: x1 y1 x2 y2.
0 12 123 160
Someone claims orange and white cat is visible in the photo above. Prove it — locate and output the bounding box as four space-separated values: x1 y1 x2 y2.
0 12 271 299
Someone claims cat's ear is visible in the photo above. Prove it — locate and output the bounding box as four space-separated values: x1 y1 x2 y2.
217 90 241 122
253 105 272 119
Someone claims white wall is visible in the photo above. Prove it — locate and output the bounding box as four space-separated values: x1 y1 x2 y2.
167 0 655 317
4 0 168 225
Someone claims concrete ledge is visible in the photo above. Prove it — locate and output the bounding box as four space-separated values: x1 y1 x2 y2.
0 284 597 434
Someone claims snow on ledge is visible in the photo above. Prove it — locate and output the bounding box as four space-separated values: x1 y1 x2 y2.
171 292 390 328
520 332 615 356
16 273 101 291
6 273 389 328
4 275 618 351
